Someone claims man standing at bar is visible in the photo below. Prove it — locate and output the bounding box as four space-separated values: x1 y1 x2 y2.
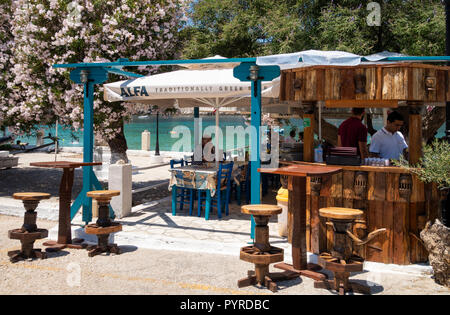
337 107 369 159
369 111 408 160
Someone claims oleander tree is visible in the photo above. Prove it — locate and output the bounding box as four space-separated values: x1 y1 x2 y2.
0 0 15 131
7 0 187 162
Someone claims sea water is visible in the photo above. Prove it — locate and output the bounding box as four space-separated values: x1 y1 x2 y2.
12 115 446 151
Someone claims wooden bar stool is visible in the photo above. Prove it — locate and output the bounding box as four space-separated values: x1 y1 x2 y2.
238 204 297 292
85 190 122 257
8 193 51 263
314 207 386 295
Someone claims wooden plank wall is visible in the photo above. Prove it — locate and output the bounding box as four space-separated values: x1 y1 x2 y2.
281 64 450 102
305 169 436 265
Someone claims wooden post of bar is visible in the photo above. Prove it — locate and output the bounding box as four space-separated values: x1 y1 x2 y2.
303 102 316 162
408 103 424 165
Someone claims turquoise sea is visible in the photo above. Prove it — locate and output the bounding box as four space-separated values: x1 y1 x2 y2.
14 115 446 152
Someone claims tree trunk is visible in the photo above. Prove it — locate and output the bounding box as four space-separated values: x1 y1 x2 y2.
422 107 446 143
107 120 129 164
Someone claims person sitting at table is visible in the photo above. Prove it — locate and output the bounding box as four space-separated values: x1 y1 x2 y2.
298 131 304 143
369 110 408 160
337 107 369 159
202 135 215 162
284 129 297 144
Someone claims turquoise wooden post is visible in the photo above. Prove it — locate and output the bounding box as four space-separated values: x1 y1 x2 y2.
233 63 280 240
249 77 261 239
82 78 95 223
68 67 109 224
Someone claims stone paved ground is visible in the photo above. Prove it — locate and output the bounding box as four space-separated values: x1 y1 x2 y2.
1 215 449 296
1 152 449 295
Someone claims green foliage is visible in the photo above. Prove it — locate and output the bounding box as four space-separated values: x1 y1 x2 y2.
181 0 446 58
394 139 450 189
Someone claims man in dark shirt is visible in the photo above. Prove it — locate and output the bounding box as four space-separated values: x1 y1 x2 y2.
338 107 369 159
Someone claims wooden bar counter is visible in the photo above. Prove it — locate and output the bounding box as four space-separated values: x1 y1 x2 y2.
280 161 440 265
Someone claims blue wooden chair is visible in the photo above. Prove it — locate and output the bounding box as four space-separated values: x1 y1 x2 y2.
197 162 234 220
170 159 195 216
235 161 251 205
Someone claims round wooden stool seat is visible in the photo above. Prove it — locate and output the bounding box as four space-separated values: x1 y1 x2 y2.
319 207 363 220
87 190 120 201
13 192 51 201
85 222 122 235
241 204 282 216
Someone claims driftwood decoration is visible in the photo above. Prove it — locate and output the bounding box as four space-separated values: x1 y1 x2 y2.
399 174 413 201
354 171 368 198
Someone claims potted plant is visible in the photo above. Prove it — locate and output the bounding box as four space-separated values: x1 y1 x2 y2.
394 139 450 287
394 139 450 226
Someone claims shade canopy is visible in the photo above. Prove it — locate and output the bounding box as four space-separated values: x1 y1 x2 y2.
103 68 279 109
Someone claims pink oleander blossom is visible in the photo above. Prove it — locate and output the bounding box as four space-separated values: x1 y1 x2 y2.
4 0 188 140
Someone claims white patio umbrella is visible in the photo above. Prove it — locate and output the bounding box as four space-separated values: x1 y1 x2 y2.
103 67 280 162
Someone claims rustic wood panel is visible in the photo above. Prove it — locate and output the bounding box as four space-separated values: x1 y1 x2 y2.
436 70 446 102
409 201 418 263
325 99 398 108
366 200 385 262
310 194 320 254
410 201 428 263
411 67 425 100
411 174 425 203
282 63 450 102
305 187 310 251
382 201 394 264
340 69 355 99
325 68 341 100
342 170 355 200
393 201 410 265
425 68 437 101
279 72 287 101
288 71 296 101
303 167 439 265
367 171 386 201
376 66 383 100
355 67 377 100
316 69 325 100
353 198 368 259
319 195 329 253
408 114 422 165
382 67 408 100
330 173 343 199
386 172 399 202
294 71 304 101
306 70 317 100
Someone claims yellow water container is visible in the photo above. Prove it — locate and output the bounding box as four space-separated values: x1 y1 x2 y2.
276 188 289 237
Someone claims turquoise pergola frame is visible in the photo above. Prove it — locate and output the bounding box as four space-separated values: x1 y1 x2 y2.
54 56 280 238
54 54 450 235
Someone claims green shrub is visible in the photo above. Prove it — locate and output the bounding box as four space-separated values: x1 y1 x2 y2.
393 139 450 189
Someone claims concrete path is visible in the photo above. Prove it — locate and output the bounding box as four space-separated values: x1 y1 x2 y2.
0 152 449 295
